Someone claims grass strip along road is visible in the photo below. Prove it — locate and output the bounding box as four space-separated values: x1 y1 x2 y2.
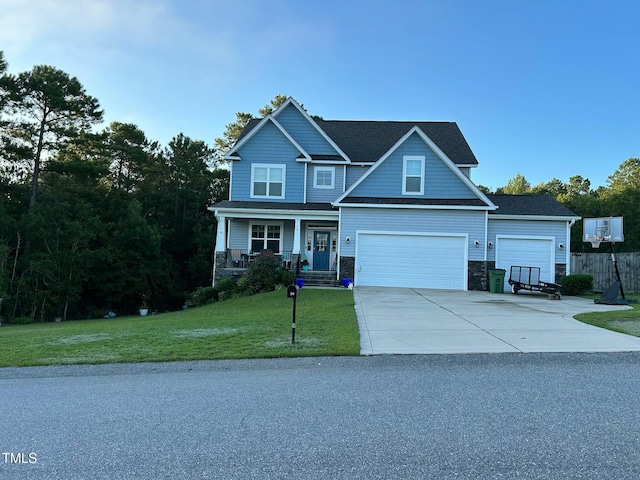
0 289 359 368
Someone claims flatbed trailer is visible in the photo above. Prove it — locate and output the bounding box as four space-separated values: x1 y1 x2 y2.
508 266 562 298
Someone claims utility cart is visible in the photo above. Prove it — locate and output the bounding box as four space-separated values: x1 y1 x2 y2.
508 266 562 299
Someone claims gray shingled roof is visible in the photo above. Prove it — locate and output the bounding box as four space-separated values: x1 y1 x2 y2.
339 197 489 207
236 118 478 165
488 194 578 217
212 200 337 211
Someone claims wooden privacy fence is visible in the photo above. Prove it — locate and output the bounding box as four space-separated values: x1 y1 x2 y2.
570 252 640 293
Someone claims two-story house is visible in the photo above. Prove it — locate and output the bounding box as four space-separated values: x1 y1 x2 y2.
210 97 579 291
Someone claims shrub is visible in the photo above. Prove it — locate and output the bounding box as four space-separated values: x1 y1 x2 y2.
217 277 238 293
245 255 287 293
559 274 594 296
187 286 219 307
12 316 34 325
277 268 295 287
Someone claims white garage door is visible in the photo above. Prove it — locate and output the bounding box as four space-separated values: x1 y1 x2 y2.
356 233 467 289
495 237 555 291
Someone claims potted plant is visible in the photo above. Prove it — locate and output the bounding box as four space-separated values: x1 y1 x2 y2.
139 292 150 316
301 259 310 271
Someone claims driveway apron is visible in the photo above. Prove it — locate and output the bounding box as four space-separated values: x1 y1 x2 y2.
354 286 640 355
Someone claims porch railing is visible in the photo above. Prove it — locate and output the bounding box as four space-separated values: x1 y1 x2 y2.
226 249 293 270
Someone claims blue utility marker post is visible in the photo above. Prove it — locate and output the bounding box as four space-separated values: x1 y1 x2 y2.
287 285 299 344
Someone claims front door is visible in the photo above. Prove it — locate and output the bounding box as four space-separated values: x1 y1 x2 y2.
313 231 330 270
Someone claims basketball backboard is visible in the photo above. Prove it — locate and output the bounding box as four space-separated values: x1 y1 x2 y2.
583 217 624 244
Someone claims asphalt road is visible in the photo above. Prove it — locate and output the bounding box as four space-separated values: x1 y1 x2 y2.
2 353 640 479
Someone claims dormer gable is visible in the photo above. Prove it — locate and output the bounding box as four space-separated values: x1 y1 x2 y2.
224 114 311 162
271 98 351 163
335 125 495 209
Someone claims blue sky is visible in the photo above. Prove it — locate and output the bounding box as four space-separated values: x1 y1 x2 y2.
2 0 638 190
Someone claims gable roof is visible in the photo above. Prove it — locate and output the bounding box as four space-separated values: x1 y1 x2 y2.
488 194 579 218
235 117 477 166
224 115 311 161
334 125 494 209
317 120 478 165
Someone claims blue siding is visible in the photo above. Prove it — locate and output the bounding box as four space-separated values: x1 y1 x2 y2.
306 165 344 202
487 218 568 263
228 219 295 252
349 133 477 199
340 208 486 261
346 165 370 189
231 121 304 202
275 104 338 155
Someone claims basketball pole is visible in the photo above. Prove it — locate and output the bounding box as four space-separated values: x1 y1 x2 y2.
609 242 626 300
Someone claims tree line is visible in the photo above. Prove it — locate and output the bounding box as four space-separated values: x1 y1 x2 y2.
0 53 231 322
478 160 640 253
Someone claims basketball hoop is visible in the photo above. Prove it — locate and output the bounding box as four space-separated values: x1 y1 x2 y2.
588 236 603 249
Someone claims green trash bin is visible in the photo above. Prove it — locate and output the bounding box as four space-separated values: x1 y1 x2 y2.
489 269 506 293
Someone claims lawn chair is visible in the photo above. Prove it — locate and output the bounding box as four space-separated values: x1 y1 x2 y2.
228 249 245 268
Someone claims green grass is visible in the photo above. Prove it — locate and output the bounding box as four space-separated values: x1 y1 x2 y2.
0 289 360 368
574 293 640 337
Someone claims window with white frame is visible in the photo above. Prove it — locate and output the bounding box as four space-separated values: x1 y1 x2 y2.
314 166 335 189
250 224 281 253
402 156 425 195
251 164 285 199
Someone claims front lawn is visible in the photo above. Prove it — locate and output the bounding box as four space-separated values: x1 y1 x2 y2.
0 289 360 368
574 293 640 337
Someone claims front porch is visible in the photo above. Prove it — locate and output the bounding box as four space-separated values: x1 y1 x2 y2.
210 202 340 286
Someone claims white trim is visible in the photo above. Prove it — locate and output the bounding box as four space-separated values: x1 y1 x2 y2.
355 230 469 290
402 155 425 195
248 221 284 253
566 221 572 273
489 214 581 221
272 97 352 163
484 210 489 261
337 203 493 211
313 166 335 189
334 125 496 209
250 163 286 200
495 235 556 282
303 163 308 203
224 115 311 161
213 207 338 221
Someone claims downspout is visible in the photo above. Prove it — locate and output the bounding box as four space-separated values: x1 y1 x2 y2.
566 218 577 275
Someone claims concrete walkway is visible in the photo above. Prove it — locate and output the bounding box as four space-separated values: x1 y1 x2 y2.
355 286 640 355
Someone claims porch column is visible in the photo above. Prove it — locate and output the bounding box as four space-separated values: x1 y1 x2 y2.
212 215 227 286
215 215 227 252
292 217 302 254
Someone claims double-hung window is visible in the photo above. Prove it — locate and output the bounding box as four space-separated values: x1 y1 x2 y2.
314 167 335 189
402 156 425 195
252 164 285 199
250 224 281 253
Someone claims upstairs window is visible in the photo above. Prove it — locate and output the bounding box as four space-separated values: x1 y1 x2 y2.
402 156 424 195
252 164 285 199
314 167 335 189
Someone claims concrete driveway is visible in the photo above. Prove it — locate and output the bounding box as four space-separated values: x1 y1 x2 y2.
355 286 640 355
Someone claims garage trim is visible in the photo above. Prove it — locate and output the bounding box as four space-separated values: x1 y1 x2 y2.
355 230 469 290
495 235 555 287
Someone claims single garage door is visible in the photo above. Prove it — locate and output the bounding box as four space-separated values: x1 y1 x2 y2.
356 233 467 289
495 237 554 291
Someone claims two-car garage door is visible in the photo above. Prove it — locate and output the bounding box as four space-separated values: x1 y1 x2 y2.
356 233 467 290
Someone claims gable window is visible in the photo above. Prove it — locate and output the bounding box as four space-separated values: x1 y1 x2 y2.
314 166 335 189
251 164 285 199
250 224 281 253
402 156 424 195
